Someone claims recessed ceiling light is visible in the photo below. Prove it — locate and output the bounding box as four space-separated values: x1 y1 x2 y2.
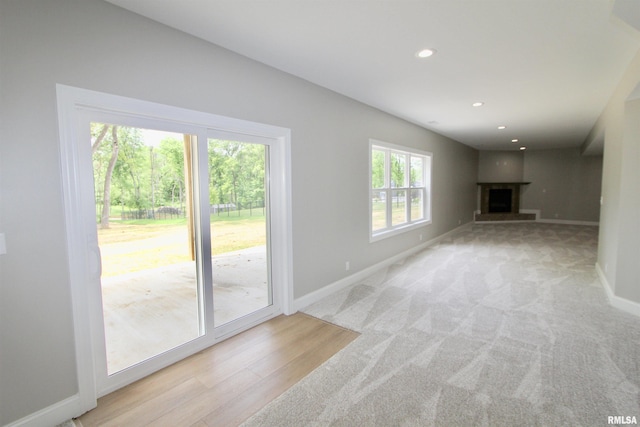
511 139 519 143
498 125 507 130
416 48 436 58
472 102 484 107
520 146 526 150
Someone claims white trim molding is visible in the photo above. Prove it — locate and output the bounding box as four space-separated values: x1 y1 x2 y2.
473 208 599 226
537 218 599 226
520 209 540 220
596 262 640 317
4 395 82 427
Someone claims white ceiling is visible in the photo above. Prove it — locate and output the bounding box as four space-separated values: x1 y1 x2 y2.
106 0 640 151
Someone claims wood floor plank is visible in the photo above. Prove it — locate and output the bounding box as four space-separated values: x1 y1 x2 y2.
150 369 262 426
247 322 340 378
77 313 359 427
196 314 325 388
101 377 208 427
203 325 359 426
85 342 218 423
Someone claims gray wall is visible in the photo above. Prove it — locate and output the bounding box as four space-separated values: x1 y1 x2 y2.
521 149 602 222
615 97 640 302
584 48 640 303
0 0 478 424
477 149 602 222
478 151 524 182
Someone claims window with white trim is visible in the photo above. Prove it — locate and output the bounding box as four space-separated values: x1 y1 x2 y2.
370 139 432 241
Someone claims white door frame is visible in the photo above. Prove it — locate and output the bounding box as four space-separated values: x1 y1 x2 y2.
56 84 294 410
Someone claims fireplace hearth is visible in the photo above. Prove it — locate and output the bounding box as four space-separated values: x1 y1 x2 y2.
476 182 535 221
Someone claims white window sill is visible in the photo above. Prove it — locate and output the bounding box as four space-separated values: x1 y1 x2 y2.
370 219 431 243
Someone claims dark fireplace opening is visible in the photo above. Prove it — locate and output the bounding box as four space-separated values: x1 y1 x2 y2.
489 189 513 213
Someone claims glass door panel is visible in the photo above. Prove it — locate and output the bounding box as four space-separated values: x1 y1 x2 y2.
91 122 202 375
207 139 271 327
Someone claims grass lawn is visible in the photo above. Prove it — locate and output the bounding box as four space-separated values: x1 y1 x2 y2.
372 199 423 231
98 212 266 277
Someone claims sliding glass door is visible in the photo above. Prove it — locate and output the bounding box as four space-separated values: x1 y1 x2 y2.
57 85 292 410
91 123 203 375
207 138 272 328
83 114 280 395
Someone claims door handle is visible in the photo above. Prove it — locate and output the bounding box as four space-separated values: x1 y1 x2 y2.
89 244 102 279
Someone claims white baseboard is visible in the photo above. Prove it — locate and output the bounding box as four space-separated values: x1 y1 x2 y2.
596 263 640 317
519 209 540 219
294 222 472 312
523 208 599 226
473 208 598 226
538 218 599 226
5 394 84 427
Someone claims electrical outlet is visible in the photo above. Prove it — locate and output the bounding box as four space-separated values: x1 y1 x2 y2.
345 261 350 271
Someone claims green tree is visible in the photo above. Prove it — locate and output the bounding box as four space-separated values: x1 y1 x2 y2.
208 140 265 208
371 149 385 188
114 127 146 211
92 123 146 226
390 152 405 188
158 137 186 209
92 124 120 228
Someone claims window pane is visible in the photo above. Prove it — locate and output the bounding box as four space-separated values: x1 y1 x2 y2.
371 190 387 231
371 149 386 189
391 190 407 226
207 139 271 327
411 188 424 221
370 140 432 239
411 156 424 187
91 123 201 374
390 152 405 188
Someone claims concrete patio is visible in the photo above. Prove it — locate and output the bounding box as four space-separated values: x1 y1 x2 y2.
100 245 269 373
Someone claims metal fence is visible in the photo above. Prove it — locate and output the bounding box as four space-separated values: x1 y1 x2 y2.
211 200 266 216
120 207 185 220
115 200 266 220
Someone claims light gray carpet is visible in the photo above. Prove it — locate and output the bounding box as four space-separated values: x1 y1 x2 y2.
243 223 640 426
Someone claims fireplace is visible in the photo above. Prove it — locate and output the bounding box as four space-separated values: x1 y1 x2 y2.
489 189 513 213
476 182 535 221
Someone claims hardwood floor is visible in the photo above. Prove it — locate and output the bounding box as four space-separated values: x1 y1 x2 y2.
76 313 359 427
